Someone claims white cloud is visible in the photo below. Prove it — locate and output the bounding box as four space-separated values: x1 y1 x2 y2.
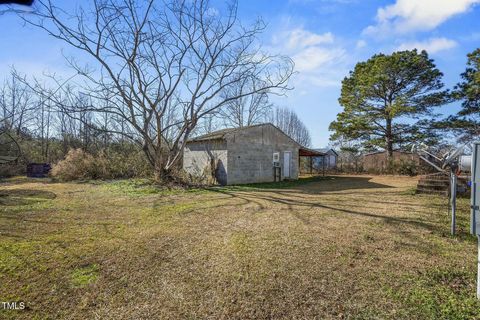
293 46 345 72
290 30 334 49
356 40 367 49
397 37 457 54
364 0 480 36
270 27 347 88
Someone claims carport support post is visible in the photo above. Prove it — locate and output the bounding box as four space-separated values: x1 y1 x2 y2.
323 156 326 176
450 172 457 236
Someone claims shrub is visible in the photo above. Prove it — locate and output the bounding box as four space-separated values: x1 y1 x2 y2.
394 160 418 176
51 149 97 180
0 163 25 178
102 149 152 178
51 148 152 181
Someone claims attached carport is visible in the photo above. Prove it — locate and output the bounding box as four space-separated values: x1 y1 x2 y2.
299 147 326 175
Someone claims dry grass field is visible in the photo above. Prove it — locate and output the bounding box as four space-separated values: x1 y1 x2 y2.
1 175 479 319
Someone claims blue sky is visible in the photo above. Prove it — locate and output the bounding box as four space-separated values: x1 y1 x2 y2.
1 0 479 147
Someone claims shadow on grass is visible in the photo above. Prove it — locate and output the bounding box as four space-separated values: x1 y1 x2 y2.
0 176 55 186
0 189 56 206
207 176 470 243
216 176 394 193
226 175 331 189
210 188 480 255
213 188 432 228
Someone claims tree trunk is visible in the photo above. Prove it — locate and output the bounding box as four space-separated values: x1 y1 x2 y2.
153 151 178 183
385 118 394 173
153 163 169 183
153 153 166 183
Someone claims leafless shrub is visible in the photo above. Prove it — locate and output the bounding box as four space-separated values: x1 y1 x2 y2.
52 148 151 181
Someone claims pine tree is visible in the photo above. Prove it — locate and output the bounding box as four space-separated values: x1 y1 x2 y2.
330 50 448 161
448 49 480 142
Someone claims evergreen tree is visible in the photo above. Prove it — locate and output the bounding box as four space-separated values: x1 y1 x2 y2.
330 50 448 161
447 49 480 142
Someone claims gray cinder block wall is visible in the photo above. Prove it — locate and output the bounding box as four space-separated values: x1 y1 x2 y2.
183 140 228 185
182 124 300 185
226 124 299 184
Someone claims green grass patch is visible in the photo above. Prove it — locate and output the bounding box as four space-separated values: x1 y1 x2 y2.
99 176 330 195
0 241 40 275
102 179 166 195
388 267 480 320
71 264 99 288
102 179 211 196
401 187 417 196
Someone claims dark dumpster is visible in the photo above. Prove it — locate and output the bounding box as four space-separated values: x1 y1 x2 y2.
27 163 51 178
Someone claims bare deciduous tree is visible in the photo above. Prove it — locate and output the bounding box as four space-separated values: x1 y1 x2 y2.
24 0 293 180
0 70 36 136
217 78 273 127
270 106 311 147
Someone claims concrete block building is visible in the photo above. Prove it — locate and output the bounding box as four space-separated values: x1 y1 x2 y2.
183 123 319 185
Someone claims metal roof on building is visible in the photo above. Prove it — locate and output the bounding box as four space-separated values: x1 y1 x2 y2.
299 147 325 157
314 148 338 156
